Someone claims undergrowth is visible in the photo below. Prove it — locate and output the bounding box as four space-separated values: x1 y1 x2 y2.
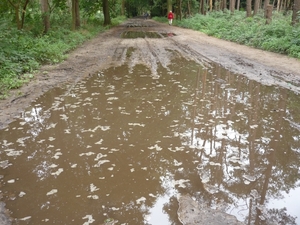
0 15 126 99
153 10 300 59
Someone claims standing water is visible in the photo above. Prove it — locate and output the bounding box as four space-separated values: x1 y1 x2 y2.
1 58 300 225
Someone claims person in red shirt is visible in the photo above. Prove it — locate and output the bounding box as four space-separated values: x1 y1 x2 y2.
168 11 174 25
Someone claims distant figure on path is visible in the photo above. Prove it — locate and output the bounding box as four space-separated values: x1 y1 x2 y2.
168 11 174 25
144 12 149 20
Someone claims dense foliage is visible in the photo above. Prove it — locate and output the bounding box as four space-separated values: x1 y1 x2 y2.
0 12 125 99
154 10 300 58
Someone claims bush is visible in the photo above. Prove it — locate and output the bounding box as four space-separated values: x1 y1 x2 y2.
0 14 126 98
154 11 300 59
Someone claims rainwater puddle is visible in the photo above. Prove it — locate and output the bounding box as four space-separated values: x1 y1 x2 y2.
121 31 174 39
1 58 300 225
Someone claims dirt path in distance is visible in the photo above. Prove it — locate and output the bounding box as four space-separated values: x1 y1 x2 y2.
1 18 300 129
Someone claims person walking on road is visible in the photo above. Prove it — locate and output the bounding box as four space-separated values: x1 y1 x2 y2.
168 11 174 25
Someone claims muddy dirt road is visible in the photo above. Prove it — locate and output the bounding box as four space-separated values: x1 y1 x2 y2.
1 18 300 129
0 19 300 224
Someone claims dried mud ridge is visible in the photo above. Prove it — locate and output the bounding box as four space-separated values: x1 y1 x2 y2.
1 18 300 224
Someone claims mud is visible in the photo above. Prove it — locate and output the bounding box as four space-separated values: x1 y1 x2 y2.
1 18 300 129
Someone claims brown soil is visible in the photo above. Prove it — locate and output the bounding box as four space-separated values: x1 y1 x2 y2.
1 18 300 129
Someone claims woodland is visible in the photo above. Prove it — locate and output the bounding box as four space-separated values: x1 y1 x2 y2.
0 0 300 98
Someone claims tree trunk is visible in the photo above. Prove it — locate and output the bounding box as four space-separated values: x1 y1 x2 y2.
7 0 21 29
20 0 30 29
199 0 204 14
223 0 227 10
14 3 22 29
209 0 213 11
253 0 259 15
7 0 29 30
179 0 182 19
40 0 50 34
230 0 235 13
277 0 281 11
246 0 252 17
71 0 80 30
202 0 206 14
265 4 273 24
103 0 111 26
121 0 125 16
167 0 172 12
237 0 240 10
264 0 270 16
292 0 300 24
187 0 191 15
75 0 80 28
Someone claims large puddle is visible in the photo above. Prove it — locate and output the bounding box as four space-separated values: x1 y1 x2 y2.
1 58 300 225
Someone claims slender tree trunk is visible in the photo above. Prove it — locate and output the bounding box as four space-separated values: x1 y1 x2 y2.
41 0 50 33
246 0 252 17
292 0 300 24
187 0 191 15
264 0 270 16
179 0 182 19
283 0 287 11
103 0 111 25
277 0 281 11
121 0 125 15
253 0 259 15
167 0 172 12
209 0 213 11
14 3 22 29
237 0 240 10
21 0 29 29
265 4 273 24
71 0 80 30
200 0 204 14
223 0 227 10
230 0 235 13
75 0 80 28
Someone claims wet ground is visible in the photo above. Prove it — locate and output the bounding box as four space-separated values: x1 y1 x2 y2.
1 57 300 224
1 19 300 225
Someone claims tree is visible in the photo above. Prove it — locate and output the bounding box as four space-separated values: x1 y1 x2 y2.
292 0 300 24
199 0 206 15
230 0 235 14
72 0 80 30
253 0 259 15
103 0 111 25
121 0 125 15
246 0 251 17
40 0 50 33
6 0 30 29
167 0 172 12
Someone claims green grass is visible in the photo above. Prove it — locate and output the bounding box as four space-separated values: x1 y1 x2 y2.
0 15 126 99
153 10 300 59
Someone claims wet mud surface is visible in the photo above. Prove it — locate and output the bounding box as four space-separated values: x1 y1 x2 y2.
1 18 300 129
1 18 300 225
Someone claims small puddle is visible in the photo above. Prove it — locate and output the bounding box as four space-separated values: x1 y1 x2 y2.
121 31 175 39
1 58 300 225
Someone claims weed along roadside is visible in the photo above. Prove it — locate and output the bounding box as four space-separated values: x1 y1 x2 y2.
1 16 300 225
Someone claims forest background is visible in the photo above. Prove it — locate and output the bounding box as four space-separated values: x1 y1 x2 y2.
0 0 300 99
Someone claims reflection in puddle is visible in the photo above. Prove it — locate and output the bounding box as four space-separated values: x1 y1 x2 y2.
1 59 300 225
